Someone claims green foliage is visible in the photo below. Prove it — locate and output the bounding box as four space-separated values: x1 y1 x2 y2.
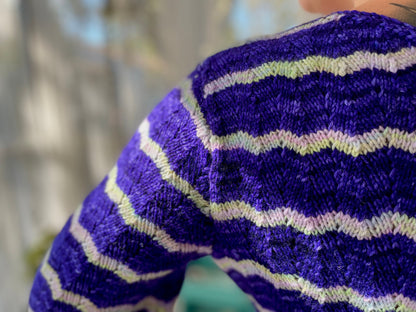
24 232 57 279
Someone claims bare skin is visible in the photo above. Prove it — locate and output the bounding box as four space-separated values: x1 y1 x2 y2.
298 0 354 14
299 0 416 27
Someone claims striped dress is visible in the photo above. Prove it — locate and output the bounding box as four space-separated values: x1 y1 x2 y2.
29 9 416 312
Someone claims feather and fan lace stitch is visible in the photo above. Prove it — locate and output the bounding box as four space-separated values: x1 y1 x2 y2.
29 10 416 312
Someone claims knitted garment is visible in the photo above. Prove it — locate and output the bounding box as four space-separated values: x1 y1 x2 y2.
29 9 416 312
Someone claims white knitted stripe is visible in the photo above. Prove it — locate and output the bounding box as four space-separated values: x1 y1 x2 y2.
39 248 176 312
214 256 416 312
69 204 174 283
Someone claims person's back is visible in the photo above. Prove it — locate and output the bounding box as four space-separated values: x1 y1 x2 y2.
29 1 416 311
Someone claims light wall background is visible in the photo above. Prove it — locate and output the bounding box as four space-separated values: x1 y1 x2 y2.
0 1 319 311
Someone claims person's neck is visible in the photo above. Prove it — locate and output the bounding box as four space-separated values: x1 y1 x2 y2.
354 0 416 26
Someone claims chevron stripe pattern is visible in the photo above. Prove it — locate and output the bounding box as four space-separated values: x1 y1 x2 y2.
29 9 416 312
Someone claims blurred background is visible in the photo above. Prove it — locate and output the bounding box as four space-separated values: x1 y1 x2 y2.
0 0 319 311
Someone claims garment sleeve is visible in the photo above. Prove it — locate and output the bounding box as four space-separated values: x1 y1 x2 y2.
28 75 215 312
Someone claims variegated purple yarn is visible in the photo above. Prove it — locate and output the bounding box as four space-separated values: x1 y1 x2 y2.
29 10 416 312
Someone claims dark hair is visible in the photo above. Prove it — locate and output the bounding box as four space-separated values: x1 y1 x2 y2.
390 2 416 26
390 2 416 15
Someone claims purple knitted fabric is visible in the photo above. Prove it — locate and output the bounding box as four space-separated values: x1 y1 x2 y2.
29 10 416 312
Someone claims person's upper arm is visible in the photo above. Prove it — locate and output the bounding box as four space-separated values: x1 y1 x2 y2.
28 69 215 312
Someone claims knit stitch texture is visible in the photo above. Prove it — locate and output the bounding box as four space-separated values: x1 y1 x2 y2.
29 9 416 312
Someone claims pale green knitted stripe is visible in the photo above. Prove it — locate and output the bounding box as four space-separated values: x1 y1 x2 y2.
40 248 175 312
203 46 416 98
138 118 211 215
180 82 416 156
209 201 416 242
214 257 416 312
69 204 174 283
105 164 212 254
